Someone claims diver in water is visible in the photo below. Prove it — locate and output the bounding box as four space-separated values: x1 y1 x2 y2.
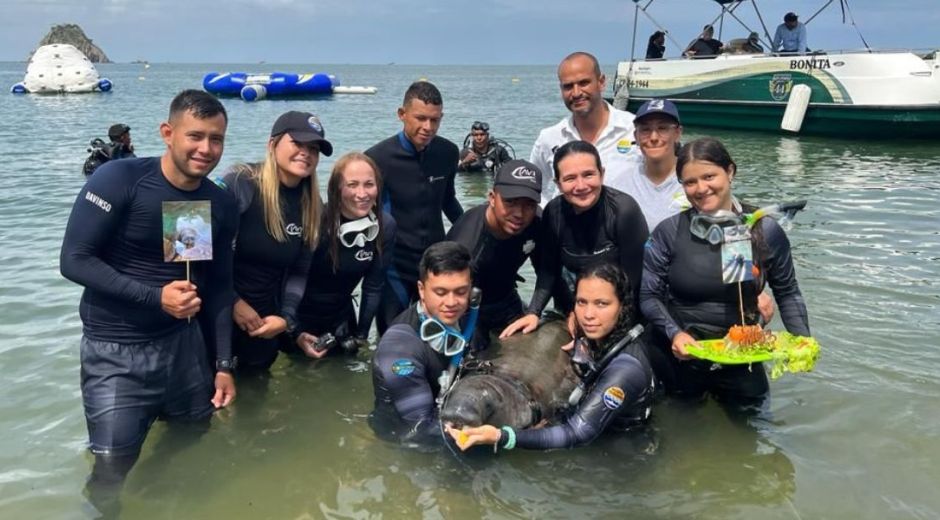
369 241 479 446
82 124 136 176
457 121 514 174
448 263 654 450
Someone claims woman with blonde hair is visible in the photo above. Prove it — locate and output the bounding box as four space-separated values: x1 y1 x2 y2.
283 152 396 358
220 111 330 371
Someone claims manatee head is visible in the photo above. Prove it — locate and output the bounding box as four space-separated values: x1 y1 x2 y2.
440 374 536 430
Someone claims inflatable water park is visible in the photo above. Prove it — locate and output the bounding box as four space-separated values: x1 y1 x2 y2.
203 72 377 101
10 44 112 94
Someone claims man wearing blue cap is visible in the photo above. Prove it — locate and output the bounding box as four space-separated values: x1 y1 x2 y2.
608 99 688 231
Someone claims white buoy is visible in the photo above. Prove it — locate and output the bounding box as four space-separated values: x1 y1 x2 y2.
781 84 812 133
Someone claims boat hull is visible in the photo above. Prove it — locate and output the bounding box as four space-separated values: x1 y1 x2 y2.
615 51 940 138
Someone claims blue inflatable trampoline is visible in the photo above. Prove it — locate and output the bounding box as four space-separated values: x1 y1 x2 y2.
204 71 380 101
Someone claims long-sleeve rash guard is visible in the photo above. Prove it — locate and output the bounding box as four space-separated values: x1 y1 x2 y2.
527 187 648 316
640 210 810 341
512 340 653 450
446 204 540 331
220 169 307 317
370 305 451 445
284 212 397 338
365 132 462 291
60 157 237 361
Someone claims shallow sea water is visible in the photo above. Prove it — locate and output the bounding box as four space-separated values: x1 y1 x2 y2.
0 63 938 519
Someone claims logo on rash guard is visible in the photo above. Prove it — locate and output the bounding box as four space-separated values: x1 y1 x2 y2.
355 250 374 262
616 139 634 153
391 359 416 376
602 386 625 410
522 239 535 255
84 191 112 213
285 223 303 236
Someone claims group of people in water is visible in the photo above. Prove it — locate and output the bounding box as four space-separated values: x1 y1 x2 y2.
646 12 809 59
60 48 810 496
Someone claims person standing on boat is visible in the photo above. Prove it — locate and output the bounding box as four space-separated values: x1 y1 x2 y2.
646 31 666 60
772 12 808 55
457 121 513 174
446 159 542 348
530 52 638 207
59 90 237 496
684 25 724 58
365 81 463 334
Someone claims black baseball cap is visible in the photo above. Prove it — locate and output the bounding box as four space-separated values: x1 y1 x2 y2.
270 111 333 156
493 159 542 203
108 123 130 140
634 99 681 125
785 12 798 22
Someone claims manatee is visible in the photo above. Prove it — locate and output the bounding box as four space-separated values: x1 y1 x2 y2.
440 319 577 430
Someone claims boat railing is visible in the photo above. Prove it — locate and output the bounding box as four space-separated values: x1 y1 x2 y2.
627 47 939 64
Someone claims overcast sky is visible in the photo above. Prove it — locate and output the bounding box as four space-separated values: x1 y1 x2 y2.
2 0 938 64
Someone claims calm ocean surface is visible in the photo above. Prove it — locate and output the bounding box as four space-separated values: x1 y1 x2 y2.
1 62 938 519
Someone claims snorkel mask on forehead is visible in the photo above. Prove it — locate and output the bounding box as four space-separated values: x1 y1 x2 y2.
338 212 379 248
690 200 807 245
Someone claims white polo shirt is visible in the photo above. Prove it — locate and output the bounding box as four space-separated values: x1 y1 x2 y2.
529 102 640 207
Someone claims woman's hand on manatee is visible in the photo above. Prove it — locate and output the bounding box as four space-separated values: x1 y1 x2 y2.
446 425 502 451
671 331 697 361
499 314 539 339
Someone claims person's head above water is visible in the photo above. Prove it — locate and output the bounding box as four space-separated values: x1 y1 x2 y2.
575 263 635 343
398 81 444 151
417 241 472 327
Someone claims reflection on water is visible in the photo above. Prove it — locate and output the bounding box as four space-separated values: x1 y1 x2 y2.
0 64 939 519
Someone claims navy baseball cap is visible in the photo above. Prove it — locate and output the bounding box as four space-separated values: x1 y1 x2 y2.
108 123 130 140
270 111 333 156
634 99 681 125
493 159 542 203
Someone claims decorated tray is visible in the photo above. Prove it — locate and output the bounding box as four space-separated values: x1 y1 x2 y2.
685 332 821 379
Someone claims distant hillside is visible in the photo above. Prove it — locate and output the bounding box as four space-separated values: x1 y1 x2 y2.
31 24 110 63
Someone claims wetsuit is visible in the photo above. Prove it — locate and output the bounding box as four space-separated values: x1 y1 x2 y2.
60 157 237 457
219 168 308 370
640 210 810 403
284 212 397 345
503 338 654 449
446 204 540 344
458 140 512 174
369 304 455 445
527 187 648 316
365 133 463 332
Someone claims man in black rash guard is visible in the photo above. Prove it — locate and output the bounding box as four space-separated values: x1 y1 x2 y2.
369 241 473 446
365 81 463 334
446 159 541 346
59 90 237 497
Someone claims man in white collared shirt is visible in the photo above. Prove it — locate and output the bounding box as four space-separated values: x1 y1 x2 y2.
529 52 640 207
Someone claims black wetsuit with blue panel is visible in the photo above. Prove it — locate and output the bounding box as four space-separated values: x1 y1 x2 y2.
365 133 462 332
369 304 454 445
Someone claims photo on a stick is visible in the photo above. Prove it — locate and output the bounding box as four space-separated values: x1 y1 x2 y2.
162 200 213 262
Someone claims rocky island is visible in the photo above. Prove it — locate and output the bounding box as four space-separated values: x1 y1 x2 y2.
31 24 110 63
